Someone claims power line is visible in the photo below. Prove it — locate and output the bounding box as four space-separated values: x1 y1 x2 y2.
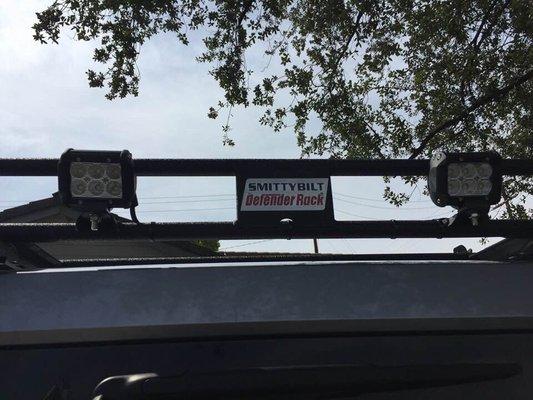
0 193 237 203
140 198 235 205
134 207 235 213
0 192 434 205
336 208 453 221
335 209 378 220
335 192 432 203
220 239 274 250
333 196 437 210
139 194 235 200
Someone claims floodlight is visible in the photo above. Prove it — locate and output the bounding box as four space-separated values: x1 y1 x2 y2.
428 151 502 217
58 149 136 212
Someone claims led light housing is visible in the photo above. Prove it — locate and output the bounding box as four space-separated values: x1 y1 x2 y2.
428 151 502 211
58 149 136 211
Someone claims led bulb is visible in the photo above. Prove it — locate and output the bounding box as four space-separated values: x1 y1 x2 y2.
447 179 461 196
106 164 122 179
88 180 105 196
70 163 87 178
88 164 105 179
447 164 462 179
461 163 477 179
478 179 492 195
71 179 87 196
461 179 477 195
477 163 492 179
106 181 122 197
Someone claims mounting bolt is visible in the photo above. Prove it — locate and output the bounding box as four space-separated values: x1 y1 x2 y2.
441 218 451 226
280 218 294 226
280 218 294 240
90 214 100 231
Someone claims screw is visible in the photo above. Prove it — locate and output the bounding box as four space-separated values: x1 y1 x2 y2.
90 214 100 231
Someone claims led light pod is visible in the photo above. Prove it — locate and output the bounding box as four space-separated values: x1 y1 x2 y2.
58 149 136 211
428 151 502 212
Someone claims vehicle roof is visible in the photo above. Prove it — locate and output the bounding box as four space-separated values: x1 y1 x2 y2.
2 259 533 347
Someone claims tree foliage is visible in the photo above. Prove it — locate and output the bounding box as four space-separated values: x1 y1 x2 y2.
34 0 532 214
195 239 221 252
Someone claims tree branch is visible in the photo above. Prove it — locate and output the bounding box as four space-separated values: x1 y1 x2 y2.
355 121 385 159
474 0 511 52
470 1 497 49
501 185 515 218
331 10 364 72
410 68 533 159
460 0 511 107
237 0 254 27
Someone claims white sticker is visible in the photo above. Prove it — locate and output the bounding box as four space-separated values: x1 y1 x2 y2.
241 178 329 211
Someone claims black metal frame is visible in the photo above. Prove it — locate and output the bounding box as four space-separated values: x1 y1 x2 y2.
0 217 531 243
1 157 532 177
58 253 470 268
1 157 532 243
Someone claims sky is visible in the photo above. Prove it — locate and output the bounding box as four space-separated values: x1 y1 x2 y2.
0 1 501 254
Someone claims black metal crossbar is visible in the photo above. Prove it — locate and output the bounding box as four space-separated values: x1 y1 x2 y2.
57 253 470 268
1 158 532 177
0 219 531 243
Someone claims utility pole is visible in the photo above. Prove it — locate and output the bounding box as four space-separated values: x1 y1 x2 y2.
313 238 319 254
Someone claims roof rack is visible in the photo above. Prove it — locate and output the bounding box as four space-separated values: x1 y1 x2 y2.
0 156 532 243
